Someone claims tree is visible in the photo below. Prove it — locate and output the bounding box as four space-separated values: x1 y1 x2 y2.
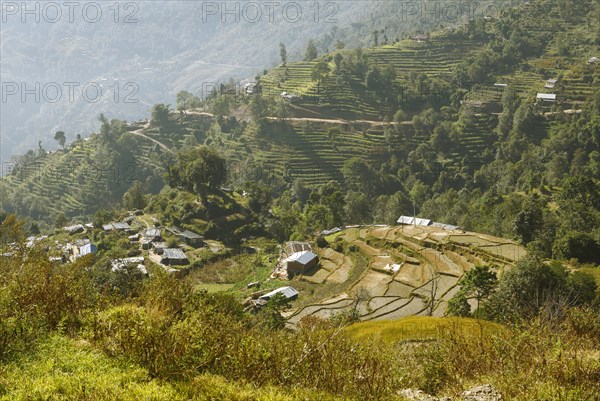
446 293 471 317
481 256 588 322
151 104 171 127
553 232 600 264
244 181 272 217
123 181 146 210
409 181 429 214
311 60 330 82
169 146 227 192
333 53 343 72
176 91 201 113
279 43 287 66
372 30 379 47
460 266 498 311
304 39 318 61
53 131 66 148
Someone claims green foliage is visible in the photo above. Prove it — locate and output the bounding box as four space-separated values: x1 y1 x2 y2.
123 181 147 210
168 146 227 192
176 90 202 112
483 257 597 322
151 104 172 128
53 130 66 148
303 39 318 61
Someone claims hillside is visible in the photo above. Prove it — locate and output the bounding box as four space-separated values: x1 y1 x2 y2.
1 0 600 399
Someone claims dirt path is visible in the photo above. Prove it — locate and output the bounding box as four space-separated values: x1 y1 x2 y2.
129 123 173 153
184 108 402 126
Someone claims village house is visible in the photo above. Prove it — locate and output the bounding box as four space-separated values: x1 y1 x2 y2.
102 222 131 232
73 242 97 260
168 226 203 247
536 93 557 105
258 286 299 303
285 250 318 277
142 228 162 241
160 248 189 266
397 215 432 226
412 34 429 43
152 241 168 254
64 224 84 235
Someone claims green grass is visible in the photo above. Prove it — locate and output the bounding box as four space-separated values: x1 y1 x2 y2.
345 316 506 343
194 283 235 293
0 336 182 401
0 335 350 401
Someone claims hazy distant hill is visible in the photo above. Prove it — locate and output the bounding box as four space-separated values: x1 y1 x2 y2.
1 0 490 165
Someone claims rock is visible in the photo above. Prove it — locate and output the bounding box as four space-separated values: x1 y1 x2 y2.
398 384 502 401
460 384 503 401
398 388 441 401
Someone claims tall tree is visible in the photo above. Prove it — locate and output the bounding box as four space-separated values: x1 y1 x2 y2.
304 39 318 61
53 131 66 149
279 43 287 67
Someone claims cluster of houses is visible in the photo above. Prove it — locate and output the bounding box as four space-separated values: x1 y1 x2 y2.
46 217 206 271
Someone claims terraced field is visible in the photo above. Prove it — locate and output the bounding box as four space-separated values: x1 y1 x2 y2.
260 36 483 120
284 225 526 327
0 132 164 219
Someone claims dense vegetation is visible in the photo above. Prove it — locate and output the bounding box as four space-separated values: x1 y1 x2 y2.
1 0 600 398
1 215 600 400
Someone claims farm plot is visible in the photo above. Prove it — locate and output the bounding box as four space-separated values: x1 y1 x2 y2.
285 225 525 326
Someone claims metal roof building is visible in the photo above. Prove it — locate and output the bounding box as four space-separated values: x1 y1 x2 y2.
79 243 97 256
285 251 318 277
143 228 162 239
259 286 299 302
397 216 432 226
160 248 189 266
536 93 557 102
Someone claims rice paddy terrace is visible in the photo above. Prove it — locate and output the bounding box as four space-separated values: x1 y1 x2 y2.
284 225 526 327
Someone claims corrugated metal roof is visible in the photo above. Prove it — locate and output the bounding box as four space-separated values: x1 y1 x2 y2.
112 222 131 230
396 216 432 226
537 93 556 101
162 248 187 260
180 229 202 239
259 286 299 301
144 228 161 238
285 251 317 265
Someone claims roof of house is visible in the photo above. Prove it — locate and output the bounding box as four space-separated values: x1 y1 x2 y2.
162 248 187 260
397 216 432 226
259 286 299 301
103 222 131 231
74 239 91 247
321 227 342 236
144 228 162 238
179 229 202 239
113 222 131 230
285 250 317 265
537 93 557 101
